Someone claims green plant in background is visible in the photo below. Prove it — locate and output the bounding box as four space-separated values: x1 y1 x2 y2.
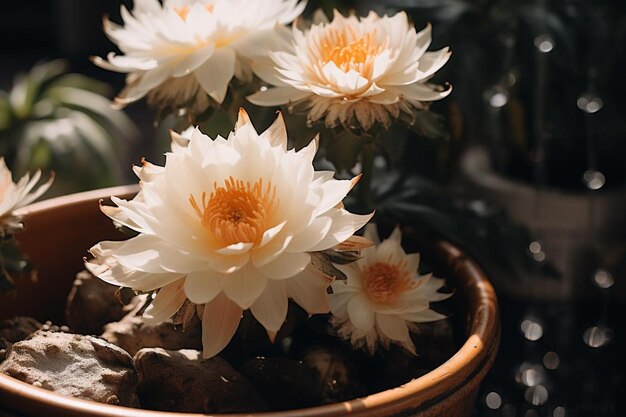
0 60 138 195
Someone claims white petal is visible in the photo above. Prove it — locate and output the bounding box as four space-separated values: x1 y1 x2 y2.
401 309 446 323
286 216 332 253
194 47 236 104
201 293 243 358
247 87 310 106
222 264 268 309
250 279 288 336
376 313 410 342
308 209 373 252
112 234 209 273
143 279 186 324
259 111 288 149
286 265 330 315
347 294 375 331
184 270 226 304
258 252 310 280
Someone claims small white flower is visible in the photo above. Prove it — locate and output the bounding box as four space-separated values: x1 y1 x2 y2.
248 10 451 131
329 224 451 354
87 109 372 358
0 158 54 236
93 0 305 112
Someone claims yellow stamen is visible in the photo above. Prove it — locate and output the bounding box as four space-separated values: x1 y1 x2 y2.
189 177 278 245
321 28 383 74
362 261 413 304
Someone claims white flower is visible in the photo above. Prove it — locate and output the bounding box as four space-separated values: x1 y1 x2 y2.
329 224 451 354
248 10 452 131
93 0 305 112
0 158 54 236
87 109 372 358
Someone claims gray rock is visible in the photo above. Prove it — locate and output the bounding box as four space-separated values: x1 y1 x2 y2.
134 348 267 413
101 307 202 357
65 270 130 335
0 331 139 407
240 356 320 410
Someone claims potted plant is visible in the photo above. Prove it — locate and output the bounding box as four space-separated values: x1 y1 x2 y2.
0 1 499 415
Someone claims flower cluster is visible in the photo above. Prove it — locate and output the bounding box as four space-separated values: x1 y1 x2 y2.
90 3 453 358
96 2 450 132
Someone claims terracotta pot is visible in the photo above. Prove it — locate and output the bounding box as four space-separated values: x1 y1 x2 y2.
0 186 499 417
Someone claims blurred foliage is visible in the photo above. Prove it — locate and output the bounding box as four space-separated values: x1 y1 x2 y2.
0 60 138 195
373 0 626 190
347 167 558 285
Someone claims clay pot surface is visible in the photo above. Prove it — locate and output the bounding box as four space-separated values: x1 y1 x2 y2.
0 185 499 417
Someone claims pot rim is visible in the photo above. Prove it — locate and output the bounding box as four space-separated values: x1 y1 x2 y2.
1 185 500 417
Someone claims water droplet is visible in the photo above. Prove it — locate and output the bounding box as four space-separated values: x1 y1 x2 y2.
525 409 539 417
521 319 543 341
521 367 542 386
583 170 606 190
577 94 603 113
529 241 542 254
525 385 549 405
484 87 508 107
532 251 546 262
507 72 517 86
486 392 502 409
543 351 560 370
553 406 567 417
534 35 555 53
583 326 611 348
259 85 268 92
593 269 614 289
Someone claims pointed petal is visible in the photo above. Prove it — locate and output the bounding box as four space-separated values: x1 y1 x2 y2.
285 266 330 316
184 270 225 304
258 252 310 280
195 47 236 104
347 294 375 331
201 293 243 358
222 264 268 309
376 313 410 342
250 279 288 334
259 112 288 150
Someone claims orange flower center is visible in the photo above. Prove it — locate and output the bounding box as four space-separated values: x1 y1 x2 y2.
174 4 214 20
362 261 413 304
190 176 278 246
321 29 383 73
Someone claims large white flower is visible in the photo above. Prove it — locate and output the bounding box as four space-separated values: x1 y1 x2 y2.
329 224 451 354
248 10 452 131
93 0 305 113
87 109 372 358
0 158 54 236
